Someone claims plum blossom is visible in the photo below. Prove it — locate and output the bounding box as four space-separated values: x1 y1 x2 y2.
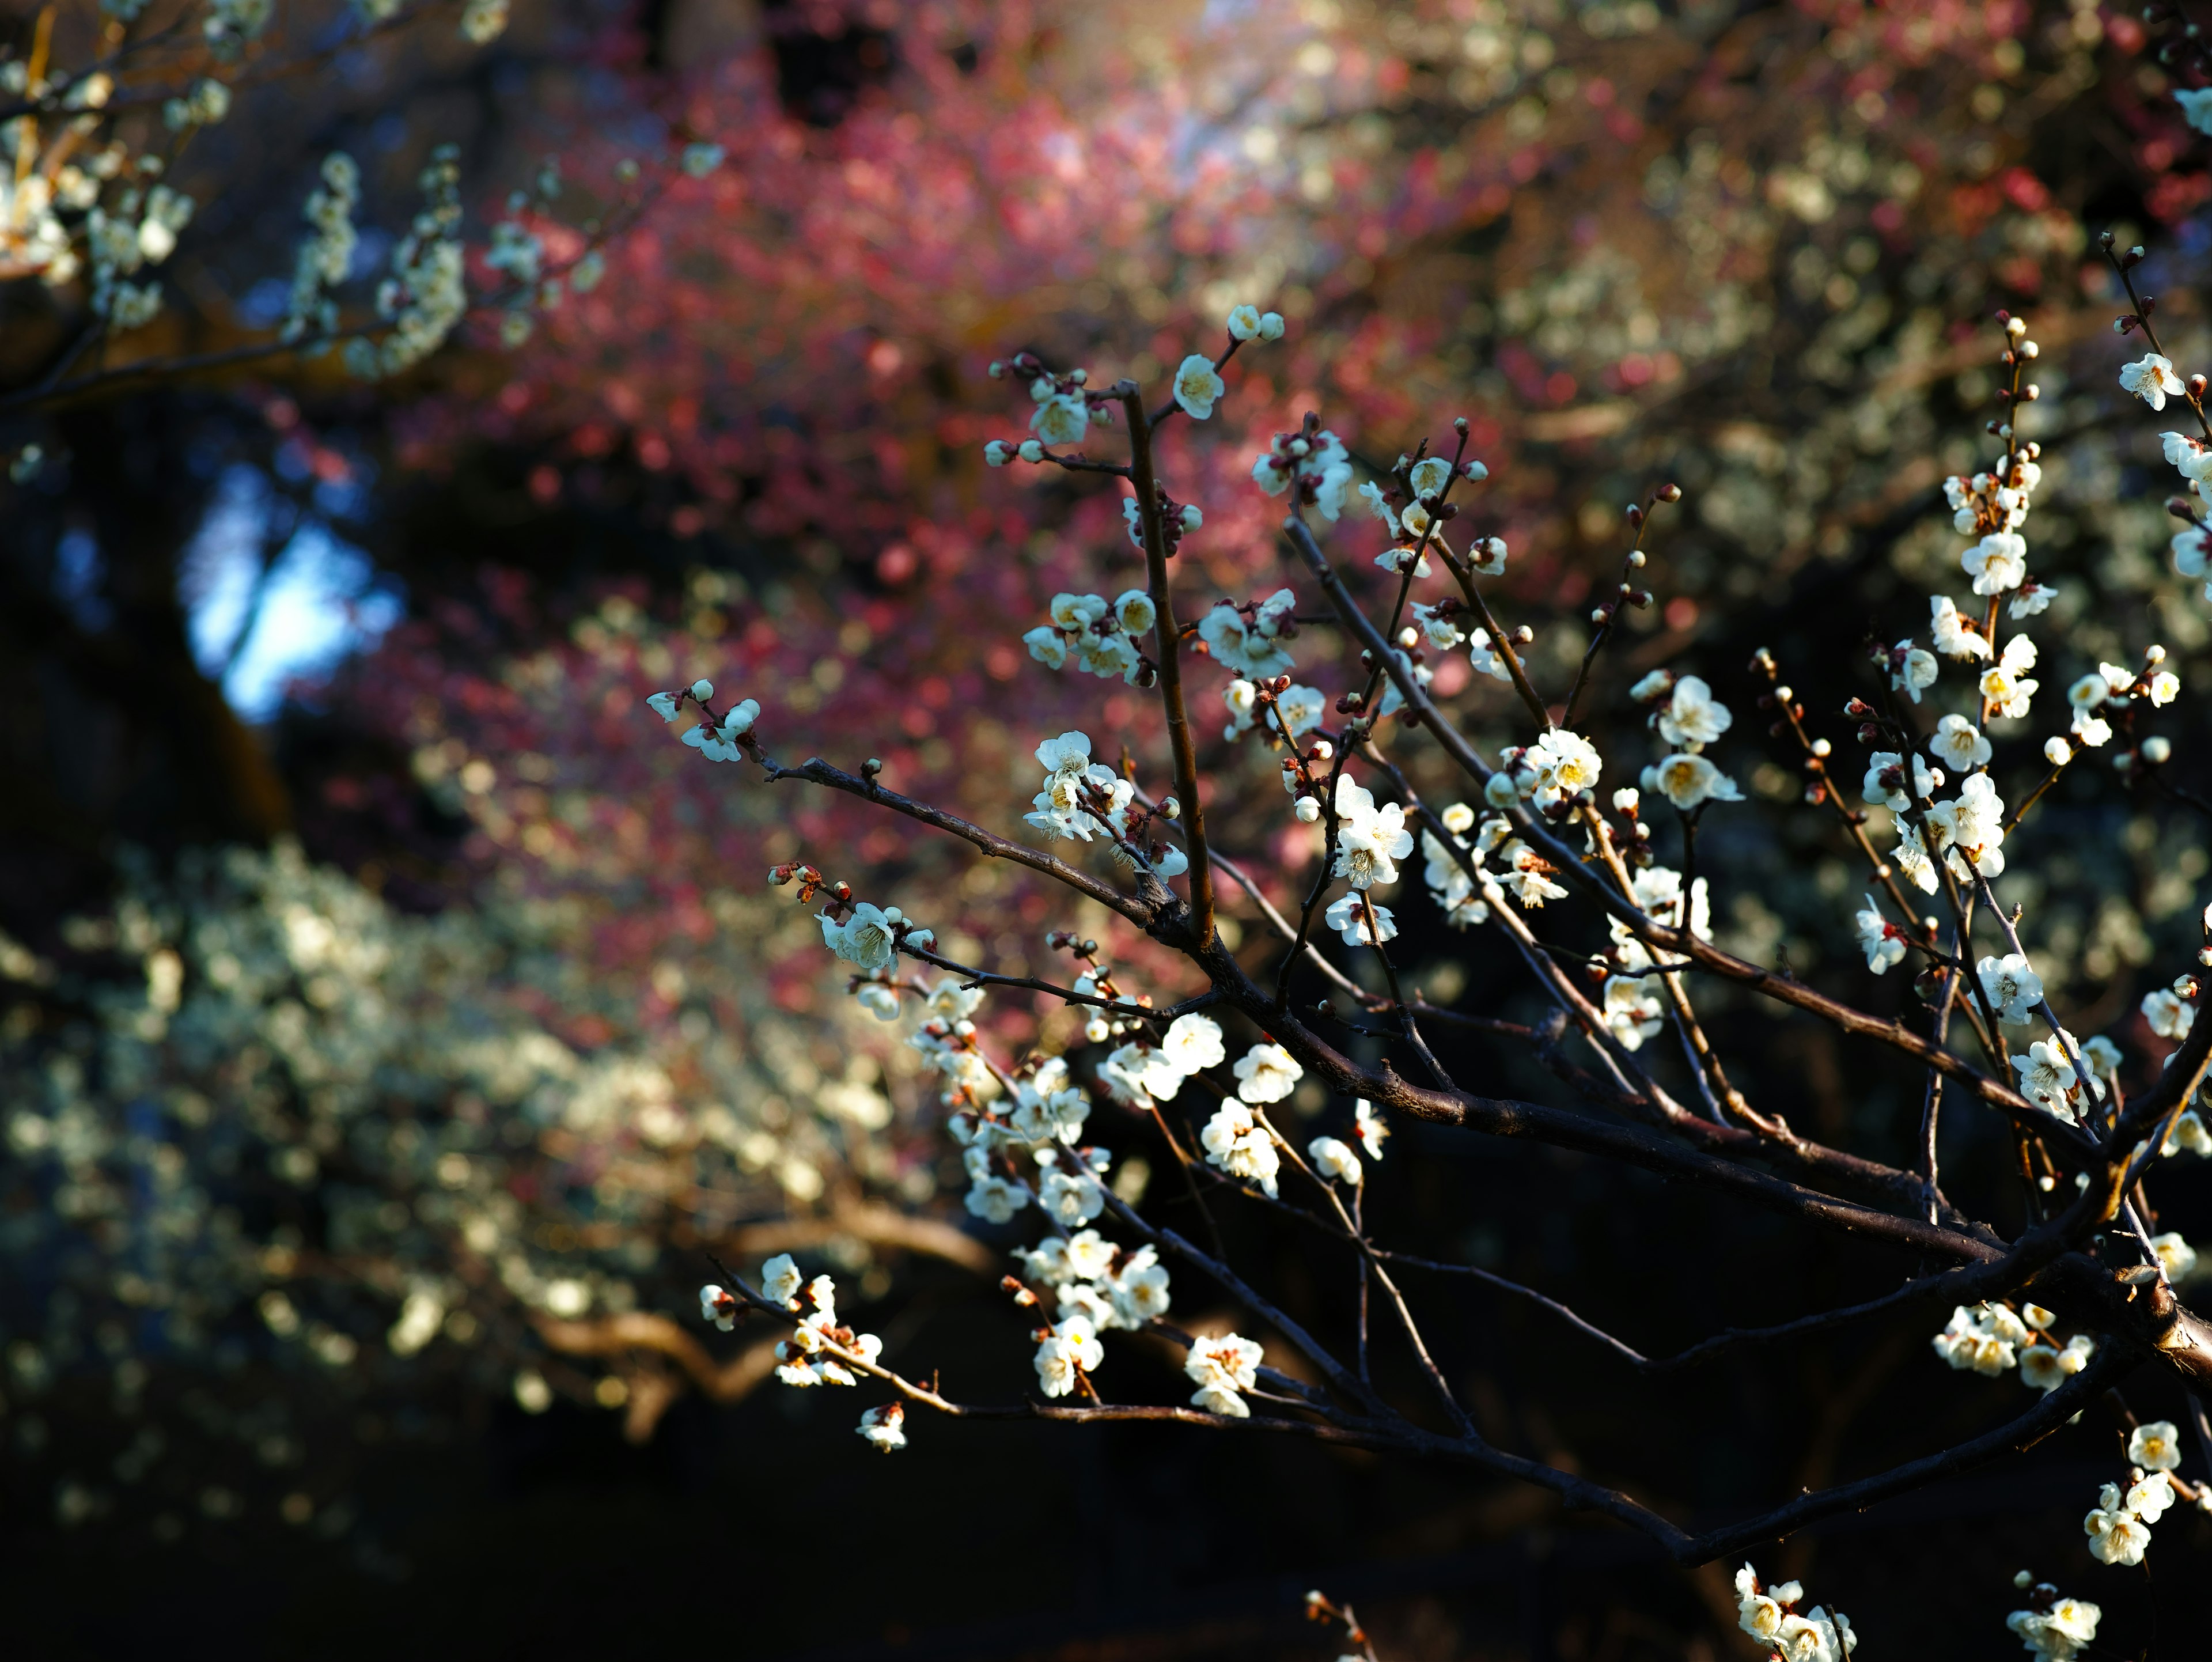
1160 1013 1226 1076
1172 353 1224 419
1526 728 1603 805
1308 1135 1361 1184
1642 751 1744 811
1656 675 1732 747
1855 896 1906 974
1892 642 1938 702
2007 1590 2101 1660
2129 1420 2185 1472
1930 595 1991 660
1332 776 1412 889
1035 1315 1103 1397
1032 392 1090 447
2020 1332 2096 1393
2119 352 2186 410
1184 1331 1263 1417
856 1402 906 1452
1324 892 1398 945
1200 1101 1280 1195
699 1284 738 1331
1861 749 1938 812
760 1254 803 1307
1925 773 2006 878
1602 974 1666 1050
2011 1037 2080 1119
821 902 904 972
1933 1301 2027 1374
1196 592 1298 678
1039 1167 1105 1227
1965 531 2028 595
1929 713 1991 772
2150 1232 2198 1280
2142 985 2195 1039
1352 1100 1391 1161
1978 953 2044 1025
2084 1484 2152 1566
1232 1042 1302 1105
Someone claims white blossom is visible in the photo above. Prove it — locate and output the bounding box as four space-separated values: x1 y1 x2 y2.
1232 1043 1302 1105
1856 896 1906 974
1173 354 1225 419
1160 1012 1226 1075
1891 643 1938 702
820 902 903 972
1930 595 1991 660
1308 1135 1361 1184
1184 1331 1263 1417
1929 713 1991 772
1965 531 2028 595
1354 1100 1389 1160
1642 752 1744 812
760 1254 803 1307
2119 353 2186 411
1199 1101 1281 1195
1603 974 1666 1050
1978 953 2044 1025
2129 1419 2185 1472
856 1402 907 1451
1324 892 1398 944
2084 1485 2152 1566
1656 676 1732 748
1331 776 1412 889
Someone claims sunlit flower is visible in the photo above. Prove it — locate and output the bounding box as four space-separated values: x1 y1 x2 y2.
1978 953 2043 1024
1308 1135 1361 1184
2119 353 2186 410
1184 1331 1263 1417
1173 354 1225 419
1354 1099 1389 1161
1232 1042 1303 1105
1856 896 1906 974
1324 892 1398 944
1929 595 1990 660
856 1401 906 1451
1891 643 1938 702
2130 1420 2185 1472
1656 675 1732 747
1199 1100 1281 1195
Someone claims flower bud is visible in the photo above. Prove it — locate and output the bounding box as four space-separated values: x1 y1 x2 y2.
1656 483 1683 502
2143 736 2173 765
690 679 714 701
1484 773 1521 808
1294 795 1321 823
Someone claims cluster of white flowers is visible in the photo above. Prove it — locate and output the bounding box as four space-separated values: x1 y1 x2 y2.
2004 1572 2101 1660
1419 801 1492 930
1484 726 1604 814
1020 731 1188 877
1251 426 1354 520
352 146 467 378
1184 1331 1264 1417
1330 776 1412 891
1096 1012 1224 1111
161 77 232 132
744 1259 888 1391
1018 1228 1172 1333
1931 1300 2096 1391
1196 589 1300 677
1223 677 1324 744
1023 590 1158 682
281 153 362 346
1734 1564 1857 1661
2081 1421 2187 1567
85 181 195 331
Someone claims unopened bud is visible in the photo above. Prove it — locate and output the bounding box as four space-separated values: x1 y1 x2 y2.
1453 415 1469 435
1001 1277 1037 1307
1656 483 1682 503
862 757 884 778
1626 503 1645 528
1812 737 1832 758
2143 736 2173 765
1627 549 1646 569
1513 626 1535 645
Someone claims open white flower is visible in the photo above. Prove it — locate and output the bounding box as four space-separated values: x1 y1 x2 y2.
2020 1332 2095 1392
2150 1232 2198 1280
1964 531 2027 595
1226 303 1263 340
1856 896 1905 974
1642 751 1743 812
760 1254 803 1307
1527 727 1603 805
1977 953 2044 1024
1603 974 1666 1050
1173 353 1225 419
821 902 902 971
1184 1331 1263 1417
1929 595 1990 660
856 1402 906 1451
1324 892 1399 945
1035 1315 1103 1396
2011 1037 2078 1118
1199 1100 1281 1195
1160 1012 1226 1074
1656 675 1732 747
1891 643 1938 702
1232 1042 1303 1104
1332 776 1413 888
2142 986 2195 1039
1308 1135 1362 1184
1354 1099 1389 1160
2120 352 2186 410
1925 772 2005 878
2084 1486 2151 1566
2130 1419 2185 1472
1031 391 1090 447
1196 594 1298 678
1929 713 1991 772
